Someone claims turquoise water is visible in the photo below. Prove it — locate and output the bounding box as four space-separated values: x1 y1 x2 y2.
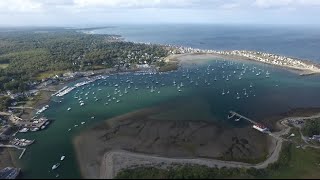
16 58 320 179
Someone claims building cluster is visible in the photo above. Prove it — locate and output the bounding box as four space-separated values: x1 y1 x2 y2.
216 50 320 71
0 167 20 179
165 45 320 72
167 45 215 54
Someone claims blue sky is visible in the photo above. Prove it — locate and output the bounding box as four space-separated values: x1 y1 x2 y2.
1 0 320 26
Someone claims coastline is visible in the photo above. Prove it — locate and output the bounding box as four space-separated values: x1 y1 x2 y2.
15 49 320 121
165 53 320 76
99 109 320 179
73 106 320 179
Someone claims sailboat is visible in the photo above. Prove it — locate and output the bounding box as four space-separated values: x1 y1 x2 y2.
266 71 270 78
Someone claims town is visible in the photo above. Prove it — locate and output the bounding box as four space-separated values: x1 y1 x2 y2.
167 45 320 74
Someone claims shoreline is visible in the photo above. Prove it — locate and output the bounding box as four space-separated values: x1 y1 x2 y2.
73 102 320 178
16 50 320 120
166 53 320 76
99 110 320 179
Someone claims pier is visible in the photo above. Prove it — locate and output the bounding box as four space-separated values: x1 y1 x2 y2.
9 106 35 110
228 111 259 125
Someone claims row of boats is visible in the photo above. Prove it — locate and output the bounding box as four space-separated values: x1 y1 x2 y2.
10 138 35 147
36 105 49 115
18 120 50 133
54 76 108 97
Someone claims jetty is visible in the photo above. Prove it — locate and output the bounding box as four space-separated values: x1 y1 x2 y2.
228 111 259 125
9 106 34 110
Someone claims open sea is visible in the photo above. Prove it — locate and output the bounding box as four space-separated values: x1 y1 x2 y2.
16 25 320 179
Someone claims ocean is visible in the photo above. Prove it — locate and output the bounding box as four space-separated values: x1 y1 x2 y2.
16 24 320 179
92 24 320 62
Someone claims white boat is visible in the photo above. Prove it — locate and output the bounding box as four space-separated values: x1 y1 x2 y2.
81 122 85 125
67 107 71 111
60 156 65 161
30 128 39 132
19 128 29 133
52 163 60 170
236 93 240 99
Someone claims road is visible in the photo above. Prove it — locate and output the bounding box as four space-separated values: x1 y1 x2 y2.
100 113 320 179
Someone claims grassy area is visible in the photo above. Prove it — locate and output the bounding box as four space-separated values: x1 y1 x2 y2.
158 62 179 72
91 65 108 70
285 127 304 145
115 143 320 179
0 64 9 69
268 146 320 179
25 91 43 107
35 70 67 80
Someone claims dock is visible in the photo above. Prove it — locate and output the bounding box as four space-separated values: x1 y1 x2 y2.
228 111 259 125
9 106 35 110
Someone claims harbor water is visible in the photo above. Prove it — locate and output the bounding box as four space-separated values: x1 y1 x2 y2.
16 25 320 178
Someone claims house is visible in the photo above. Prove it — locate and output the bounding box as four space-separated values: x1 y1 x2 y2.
136 64 150 69
312 135 320 142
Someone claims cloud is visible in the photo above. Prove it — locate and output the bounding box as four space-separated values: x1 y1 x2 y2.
253 0 320 8
72 0 197 9
0 0 320 26
0 0 43 13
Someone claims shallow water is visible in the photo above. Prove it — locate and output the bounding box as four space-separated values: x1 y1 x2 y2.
16 57 320 179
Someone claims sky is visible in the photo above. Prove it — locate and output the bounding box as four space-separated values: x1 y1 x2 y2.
1 0 320 26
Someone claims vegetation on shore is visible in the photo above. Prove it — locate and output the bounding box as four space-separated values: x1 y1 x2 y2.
116 142 320 179
0 96 11 112
0 28 170 94
0 28 171 111
302 118 320 137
